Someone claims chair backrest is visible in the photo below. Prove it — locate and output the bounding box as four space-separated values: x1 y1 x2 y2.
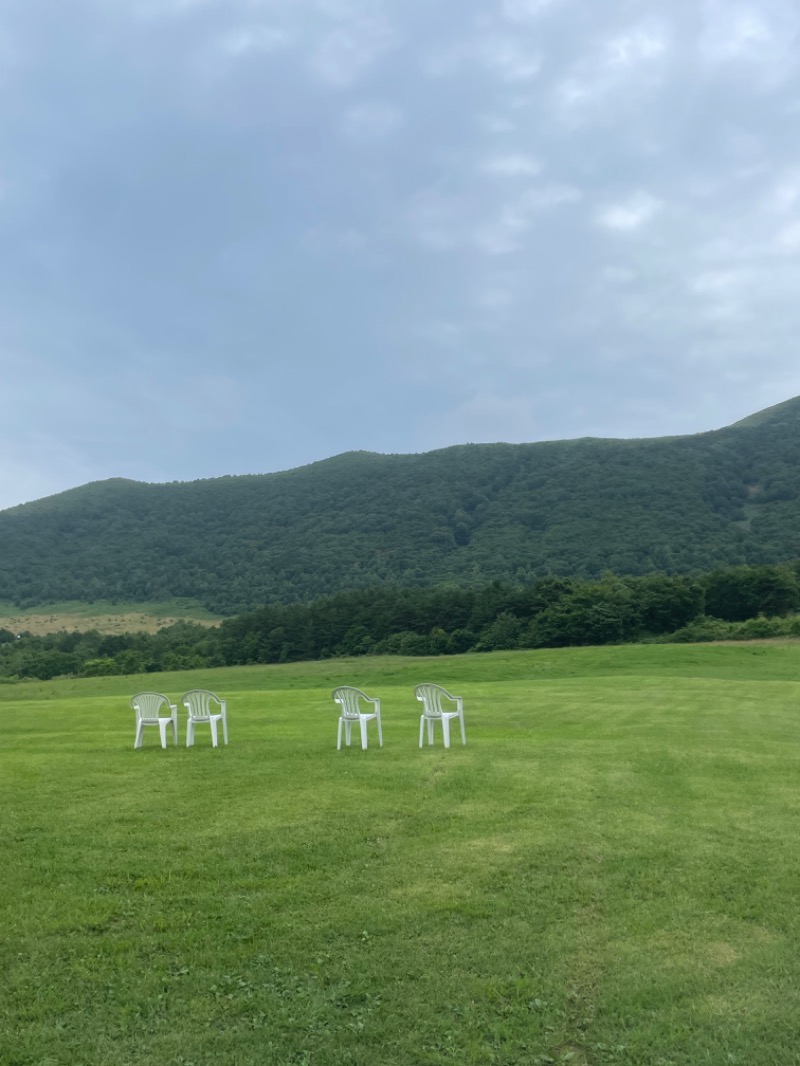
332 686 371 719
414 683 450 718
182 690 222 721
131 692 172 722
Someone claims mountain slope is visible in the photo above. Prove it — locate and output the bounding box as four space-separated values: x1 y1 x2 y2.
4 398 800 612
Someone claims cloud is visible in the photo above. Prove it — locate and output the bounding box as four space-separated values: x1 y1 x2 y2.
308 8 398 86
341 100 403 139
553 19 670 123
776 222 800 252
469 185 584 255
605 25 669 68
475 185 583 255
699 0 800 84
596 193 663 231
418 391 540 450
7 0 800 511
482 154 542 178
425 34 541 83
762 169 800 213
501 0 562 21
217 25 293 57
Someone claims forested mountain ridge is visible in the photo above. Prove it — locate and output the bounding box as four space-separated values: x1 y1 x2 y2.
4 396 800 613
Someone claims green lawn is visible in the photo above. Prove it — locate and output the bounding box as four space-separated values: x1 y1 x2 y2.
3 644 800 1065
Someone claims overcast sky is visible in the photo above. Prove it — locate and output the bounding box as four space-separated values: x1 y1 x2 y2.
2 0 800 510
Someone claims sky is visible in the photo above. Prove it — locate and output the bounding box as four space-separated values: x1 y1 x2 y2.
3 0 800 511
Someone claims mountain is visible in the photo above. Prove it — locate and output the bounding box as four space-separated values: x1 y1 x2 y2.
4 398 800 613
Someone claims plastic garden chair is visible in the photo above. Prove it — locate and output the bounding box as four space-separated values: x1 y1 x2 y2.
331 686 383 750
182 689 228 748
131 692 178 749
415 683 466 749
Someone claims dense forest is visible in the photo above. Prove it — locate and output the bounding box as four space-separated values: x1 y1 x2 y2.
3 396 800 614
2 562 799 680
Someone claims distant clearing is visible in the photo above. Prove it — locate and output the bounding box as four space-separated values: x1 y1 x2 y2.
0 600 222 635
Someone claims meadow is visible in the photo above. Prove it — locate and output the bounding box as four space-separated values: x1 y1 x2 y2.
0 599 221 636
3 643 800 1066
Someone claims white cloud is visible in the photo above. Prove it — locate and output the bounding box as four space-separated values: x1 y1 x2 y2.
111 0 217 20
481 37 541 82
501 0 562 21
407 189 468 252
309 13 397 85
605 25 669 68
699 0 800 83
218 26 292 57
425 35 541 83
341 101 402 139
701 4 771 62
691 270 745 295
477 114 517 135
477 285 514 310
776 222 800 252
482 154 542 178
762 170 800 213
475 185 582 255
553 20 670 123
419 391 540 449
596 192 663 231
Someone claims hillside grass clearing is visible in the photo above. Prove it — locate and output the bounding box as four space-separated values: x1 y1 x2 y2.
0 599 222 636
3 643 800 1065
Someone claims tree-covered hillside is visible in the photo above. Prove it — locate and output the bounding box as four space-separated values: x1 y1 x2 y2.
4 397 800 613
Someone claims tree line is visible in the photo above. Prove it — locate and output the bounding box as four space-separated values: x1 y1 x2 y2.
3 562 800 681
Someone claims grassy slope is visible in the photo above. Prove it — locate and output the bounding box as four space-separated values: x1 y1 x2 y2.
0 599 221 635
3 644 800 1066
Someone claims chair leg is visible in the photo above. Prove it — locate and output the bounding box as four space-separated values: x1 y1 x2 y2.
359 718 368 750
459 712 466 746
134 722 144 749
171 716 178 746
376 712 383 747
427 719 434 746
419 715 424 747
442 717 451 749
221 711 228 745
209 719 218 748
158 720 168 749
337 717 343 750
187 720 194 747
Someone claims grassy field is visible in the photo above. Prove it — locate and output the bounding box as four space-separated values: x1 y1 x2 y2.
3 643 800 1065
0 599 221 635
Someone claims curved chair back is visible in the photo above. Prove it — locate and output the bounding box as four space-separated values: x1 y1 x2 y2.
182 689 222 720
332 686 371 719
414 683 449 717
131 691 172 721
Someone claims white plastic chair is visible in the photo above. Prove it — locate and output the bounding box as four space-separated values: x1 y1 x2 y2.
182 690 228 748
331 686 383 750
131 692 178 749
415 683 466 749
